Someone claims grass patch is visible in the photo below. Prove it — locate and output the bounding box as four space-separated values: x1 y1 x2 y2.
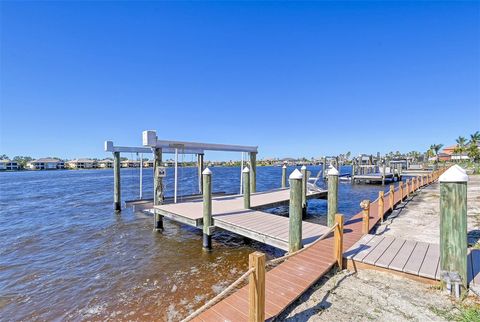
430 303 480 322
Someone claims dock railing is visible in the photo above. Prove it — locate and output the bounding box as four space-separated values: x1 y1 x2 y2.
182 220 343 322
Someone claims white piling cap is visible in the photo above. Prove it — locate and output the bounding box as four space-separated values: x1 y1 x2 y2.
202 167 212 175
439 166 468 183
289 168 303 180
452 164 467 174
328 166 339 176
301 165 307 170
242 167 250 173
282 164 287 169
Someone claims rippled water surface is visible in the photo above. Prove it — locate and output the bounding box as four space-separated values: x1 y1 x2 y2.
0 166 394 321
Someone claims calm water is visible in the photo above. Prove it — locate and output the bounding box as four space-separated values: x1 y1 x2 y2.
0 166 393 321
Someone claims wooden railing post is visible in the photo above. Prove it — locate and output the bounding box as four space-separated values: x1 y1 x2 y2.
439 166 468 288
249 252 265 322
289 169 303 252
243 167 251 209
334 214 344 268
378 191 384 222
360 200 370 234
202 168 213 250
389 184 394 211
281 164 287 188
399 181 404 201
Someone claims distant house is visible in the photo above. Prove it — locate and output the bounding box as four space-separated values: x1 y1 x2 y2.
143 160 154 168
28 158 65 170
121 160 140 168
67 159 97 169
0 160 19 171
440 144 479 161
98 159 114 168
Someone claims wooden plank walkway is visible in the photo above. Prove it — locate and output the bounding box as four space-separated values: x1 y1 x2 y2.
193 182 397 321
154 188 326 227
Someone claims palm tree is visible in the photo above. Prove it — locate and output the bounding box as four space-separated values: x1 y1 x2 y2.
470 131 480 145
431 144 443 156
455 136 467 154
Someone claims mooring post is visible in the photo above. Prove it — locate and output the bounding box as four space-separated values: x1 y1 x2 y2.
389 184 394 211
250 152 257 193
439 166 468 288
378 191 385 222
202 167 213 250
351 161 356 184
289 169 303 252
334 214 344 268
327 166 339 227
281 164 287 188
153 147 164 231
301 165 307 217
323 157 327 179
360 200 370 234
406 178 410 196
382 161 386 186
243 167 251 209
399 181 404 201
113 151 121 212
249 251 266 322
197 153 204 194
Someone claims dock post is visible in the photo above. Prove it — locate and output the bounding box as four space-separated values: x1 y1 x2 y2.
281 164 287 188
351 161 356 184
360 200 370 234
439 166 468 288
243 167 251 209
113 151 121 212
289 169 303 252
334 214 344 268
153 148 164 231
378 191 384 222
335 156 340 171
197 153 204 194
406 179 410 196
249 251 266 322
250 152 257 193
389 184 394 211
301 165 307 218
327 166 339 227
382 161 386 186
323 157 327 179
399 181 404 201
202 168 213 250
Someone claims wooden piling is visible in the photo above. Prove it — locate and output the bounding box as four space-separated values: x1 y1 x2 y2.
323 157 327 179
153 148 164 231
334 214 344 268
197 153 204 193
360 200 370 234
382 162 386 185
202 168 213 250
250 152 257 193
289 169 303 252
249 252 265 322
327 166 339 227
301 165 307 217
378 191 384 222
113 151 121 212
399 181 404 200
281 164 287 188
406 179 410 196
243 167 251 209
351 161 356 183
389 184 394 211
439 166 468 287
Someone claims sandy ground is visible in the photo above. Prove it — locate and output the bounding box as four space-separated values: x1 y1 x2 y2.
376 175 480 245
278 174 480 321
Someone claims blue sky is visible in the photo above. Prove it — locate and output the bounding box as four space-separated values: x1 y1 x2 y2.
1 1 478 160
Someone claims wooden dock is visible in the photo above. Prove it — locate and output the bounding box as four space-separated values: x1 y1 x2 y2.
352 172 396 184
154 188 326 227
192 170 451 321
